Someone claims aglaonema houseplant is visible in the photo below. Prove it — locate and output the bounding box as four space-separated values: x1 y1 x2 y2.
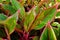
0 0 60 40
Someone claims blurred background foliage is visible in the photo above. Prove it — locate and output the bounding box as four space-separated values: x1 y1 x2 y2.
0 0 60 40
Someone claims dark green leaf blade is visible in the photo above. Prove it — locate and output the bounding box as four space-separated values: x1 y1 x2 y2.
3 4 16 14
0 14 7 21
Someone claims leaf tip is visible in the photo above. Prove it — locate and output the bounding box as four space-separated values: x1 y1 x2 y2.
46 21 51 28
17 9 20 13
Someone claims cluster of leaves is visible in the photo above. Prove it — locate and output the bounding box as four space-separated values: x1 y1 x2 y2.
0 0 60 40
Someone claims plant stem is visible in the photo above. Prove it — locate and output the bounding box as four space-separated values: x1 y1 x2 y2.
15 28 23 33
4 27 11 40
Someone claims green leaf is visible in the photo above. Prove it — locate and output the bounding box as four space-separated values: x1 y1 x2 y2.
28 11 44 32
57 24 60 29
6 0 10 2
56 12 60 18
34 8 56 30
57 24 60 40
35 6 40 14
11 0 25 17
56 0 60 2
4 10 19 34
24 10 35 32
53 27 59 39
0 14 7 21
52 22 59 27
0 0 2 3
3 4 16 14
0 0 6 3
56 12 60 17
40 22 57 40
52 23 60 40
